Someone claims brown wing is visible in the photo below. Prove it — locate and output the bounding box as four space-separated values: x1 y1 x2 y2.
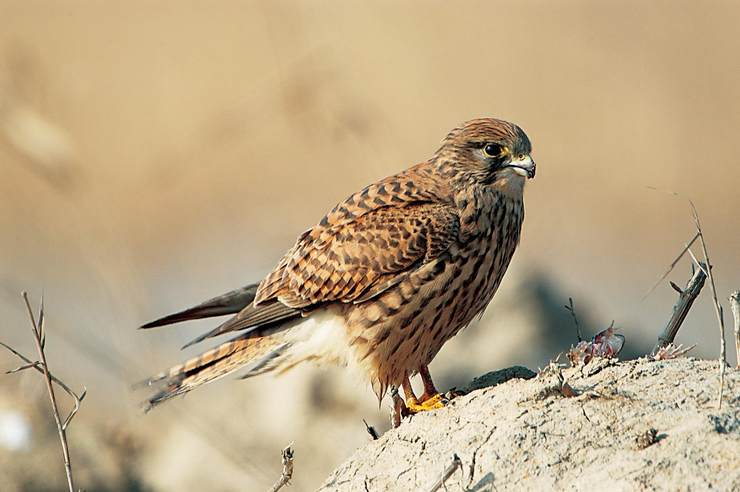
256 202 460 309
256 163 450 306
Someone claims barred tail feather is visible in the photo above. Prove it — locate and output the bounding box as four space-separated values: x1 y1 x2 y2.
142 334 291 412
140 309 347 411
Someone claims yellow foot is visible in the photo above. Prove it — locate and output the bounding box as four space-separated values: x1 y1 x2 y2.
404 393 448 414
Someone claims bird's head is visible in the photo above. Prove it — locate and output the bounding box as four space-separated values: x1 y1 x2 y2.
434 118 535 189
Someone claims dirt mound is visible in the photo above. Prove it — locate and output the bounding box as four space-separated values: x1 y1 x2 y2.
319 358 739 491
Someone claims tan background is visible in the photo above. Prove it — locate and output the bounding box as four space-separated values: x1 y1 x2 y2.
0 1 738 490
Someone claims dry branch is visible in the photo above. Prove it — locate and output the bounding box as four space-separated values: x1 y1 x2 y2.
426 453 463 492
689 202 728 409
268 443 295 492
363 419 379 440
564 297 583 342
0 293 86 492
652 264 706 354
730 291 740 369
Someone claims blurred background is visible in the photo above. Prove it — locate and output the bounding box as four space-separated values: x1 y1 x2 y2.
1 1 738 490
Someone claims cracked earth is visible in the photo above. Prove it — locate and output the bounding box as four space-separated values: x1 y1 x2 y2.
318 359 739 491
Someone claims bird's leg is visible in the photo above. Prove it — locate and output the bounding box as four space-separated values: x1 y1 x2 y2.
391 374 446 426
401 376 420 410
417 364 448 409
419 364 439 399
402 374 445 413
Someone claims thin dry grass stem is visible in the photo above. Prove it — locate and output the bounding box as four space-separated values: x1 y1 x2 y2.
687 249 707 276
646 188 729 407
427 453 463 492
0 293 87 492
268 443 295 492
564 297 583 342
652 264 706 354
689 202 728 409
730 291 740 369
642 231 700 300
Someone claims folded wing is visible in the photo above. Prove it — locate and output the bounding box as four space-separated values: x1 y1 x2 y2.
255 202 460 309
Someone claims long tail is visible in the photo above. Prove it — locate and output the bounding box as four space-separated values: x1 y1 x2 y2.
140 284 301 349
139 284 309 410
140 284 259 329
141 329 294 412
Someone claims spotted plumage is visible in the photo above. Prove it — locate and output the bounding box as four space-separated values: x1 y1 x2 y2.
140 117 535 419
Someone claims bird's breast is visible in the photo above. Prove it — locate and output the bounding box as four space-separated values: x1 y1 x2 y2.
444 194 521 322
339 192 525 394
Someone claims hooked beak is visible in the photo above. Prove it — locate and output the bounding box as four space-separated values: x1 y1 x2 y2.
506 155 536 179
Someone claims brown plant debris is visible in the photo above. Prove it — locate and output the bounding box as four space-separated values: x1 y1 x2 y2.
652 343 696 361
634 428 659 450
567 324 625 366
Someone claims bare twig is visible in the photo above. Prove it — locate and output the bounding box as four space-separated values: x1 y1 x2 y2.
427 453 463 492
652 264 706 354
689 202 728 409
363 419 379 440
730 291 740 369
268 443 295 492
22 292 80 490
38 294 46 350
8 297 268 481
564 297 583 342
0 339 87 430
643 231 700 300
0 293 86 492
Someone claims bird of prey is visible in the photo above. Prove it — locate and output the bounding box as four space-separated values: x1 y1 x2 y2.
140 117 535 426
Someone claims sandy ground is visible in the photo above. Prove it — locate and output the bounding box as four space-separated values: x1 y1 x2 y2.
320 358 739 491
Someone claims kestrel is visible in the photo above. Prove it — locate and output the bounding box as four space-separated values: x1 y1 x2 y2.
141 118 535 426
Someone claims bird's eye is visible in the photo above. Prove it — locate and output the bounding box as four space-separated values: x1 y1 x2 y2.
483 143 504 158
